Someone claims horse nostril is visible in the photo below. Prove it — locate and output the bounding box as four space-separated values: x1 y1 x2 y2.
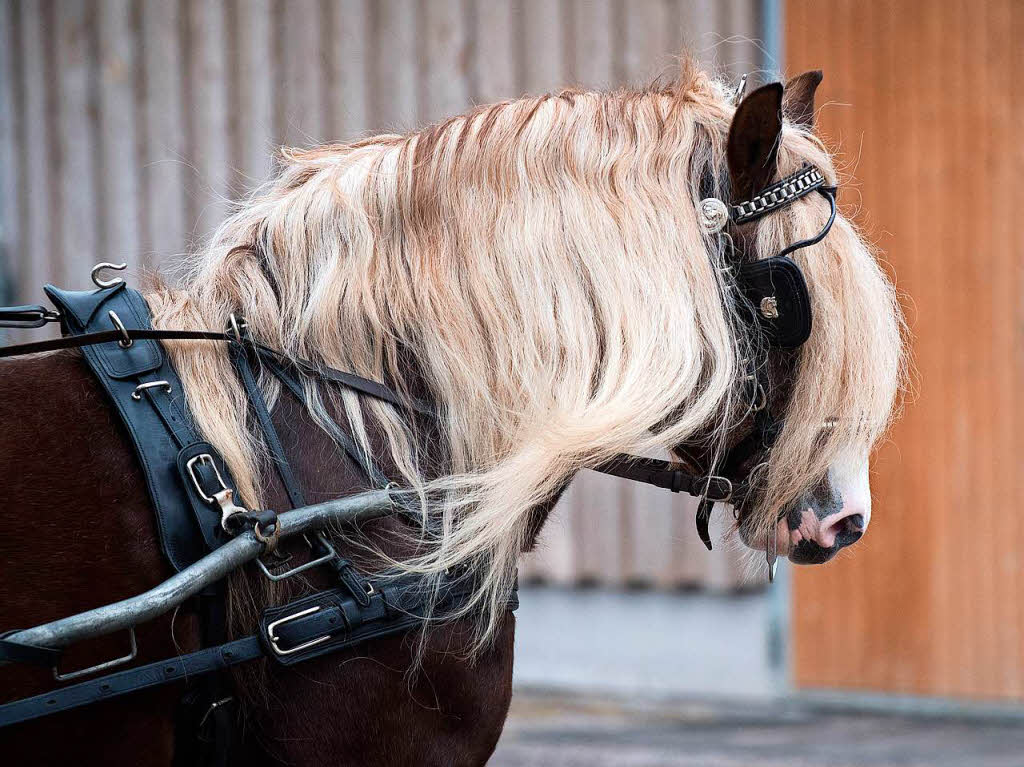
828 513 865 548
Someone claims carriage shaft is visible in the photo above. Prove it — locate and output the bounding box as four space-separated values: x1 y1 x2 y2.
4 490 395 652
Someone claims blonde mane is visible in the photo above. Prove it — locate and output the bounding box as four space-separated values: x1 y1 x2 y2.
148 58 903 645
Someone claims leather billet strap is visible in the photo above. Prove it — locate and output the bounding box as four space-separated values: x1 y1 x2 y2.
592 454 733 501
0 576 518 729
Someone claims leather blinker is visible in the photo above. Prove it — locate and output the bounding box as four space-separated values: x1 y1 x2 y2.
735 256 812 348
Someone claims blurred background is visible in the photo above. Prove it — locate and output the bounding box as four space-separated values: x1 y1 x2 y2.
1 1 1021 764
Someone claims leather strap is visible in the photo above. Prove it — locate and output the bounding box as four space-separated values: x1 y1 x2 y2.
0 578 518 729
0 636 263 728
593 454 733 501
228 342 307 510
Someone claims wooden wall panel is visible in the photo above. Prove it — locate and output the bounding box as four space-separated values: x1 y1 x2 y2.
0 0 764 592
788 0 1024 701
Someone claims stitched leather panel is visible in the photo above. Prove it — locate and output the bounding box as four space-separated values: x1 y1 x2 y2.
735 256 813 348
42 284 235 570
44 284 163 378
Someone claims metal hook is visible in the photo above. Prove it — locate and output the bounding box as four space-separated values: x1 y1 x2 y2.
108 310 133 348
131 380 172 401
732 74 749 104
766 526 778 583
91 262 127 289
227 313 248 342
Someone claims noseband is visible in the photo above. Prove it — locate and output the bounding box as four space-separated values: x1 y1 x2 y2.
594 164 838 580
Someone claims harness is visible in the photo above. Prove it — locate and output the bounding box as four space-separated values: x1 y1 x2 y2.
594 165 837 578
0 278 493 749
0 162 835 742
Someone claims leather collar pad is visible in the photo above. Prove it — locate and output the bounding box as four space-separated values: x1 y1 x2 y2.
735 256 812 348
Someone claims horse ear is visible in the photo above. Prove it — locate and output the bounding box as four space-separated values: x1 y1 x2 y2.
783 70 823 128
727 82 784 201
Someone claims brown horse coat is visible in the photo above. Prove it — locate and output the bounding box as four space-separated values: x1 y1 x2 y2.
0 348 515 766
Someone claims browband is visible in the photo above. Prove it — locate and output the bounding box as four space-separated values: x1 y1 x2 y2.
729 165 826 225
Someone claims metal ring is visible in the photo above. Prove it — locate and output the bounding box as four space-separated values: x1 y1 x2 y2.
107 310 133 348
91 262 127 289
254 519 282 553
227 313 247 342
131 380 172 401
751 383 767 413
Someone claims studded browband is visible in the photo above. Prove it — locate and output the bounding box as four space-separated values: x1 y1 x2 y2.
730 165 827 224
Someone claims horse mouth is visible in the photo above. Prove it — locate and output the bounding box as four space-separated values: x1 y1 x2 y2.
788 540 838 565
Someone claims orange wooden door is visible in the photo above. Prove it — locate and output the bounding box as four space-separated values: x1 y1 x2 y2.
787 0 1024 701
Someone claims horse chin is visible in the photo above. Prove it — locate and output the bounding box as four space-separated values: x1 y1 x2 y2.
788 539 839 565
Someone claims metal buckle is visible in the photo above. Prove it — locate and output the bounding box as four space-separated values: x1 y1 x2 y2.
702 475 733 503
266 606 331 656
256 531 337 582
52 627 137 681
185 453 248 531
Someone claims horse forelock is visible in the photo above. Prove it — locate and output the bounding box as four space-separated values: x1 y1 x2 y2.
146 55 904 648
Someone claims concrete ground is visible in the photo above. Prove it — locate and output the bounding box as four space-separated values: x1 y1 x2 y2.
491 689 1024 767
512 586 780 699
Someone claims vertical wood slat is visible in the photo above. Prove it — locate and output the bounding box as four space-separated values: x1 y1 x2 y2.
789 0 1024 702
97 0 140 263
141 0 187 270
281 0 325 146
0 0 20 298
234 0 275 188
420 0 469 126
57 0 99 285
2 0 762 594
471 0 514 104
370 0 418 131
328 0 370 141
187 0 231 240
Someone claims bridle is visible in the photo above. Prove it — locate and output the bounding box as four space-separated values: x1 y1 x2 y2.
593 164 838 580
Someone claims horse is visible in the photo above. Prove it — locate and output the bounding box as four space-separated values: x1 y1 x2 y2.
0 57 903 765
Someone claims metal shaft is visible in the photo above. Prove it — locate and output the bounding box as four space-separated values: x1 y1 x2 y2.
4 490 394 651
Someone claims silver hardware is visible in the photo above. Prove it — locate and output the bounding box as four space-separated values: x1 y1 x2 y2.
732 74 748 104
766 527 778 583
751 382 767 413
199 696 235 728
364 581 375 595
698 197 730 234
53 627 137 681
131 380 172 401
759 296 779 319
227 313 247 342
108 310 133 348
702 475 733 504
266 606 332 656
185 453 248 532
256 531 336 582
91 262 127 289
